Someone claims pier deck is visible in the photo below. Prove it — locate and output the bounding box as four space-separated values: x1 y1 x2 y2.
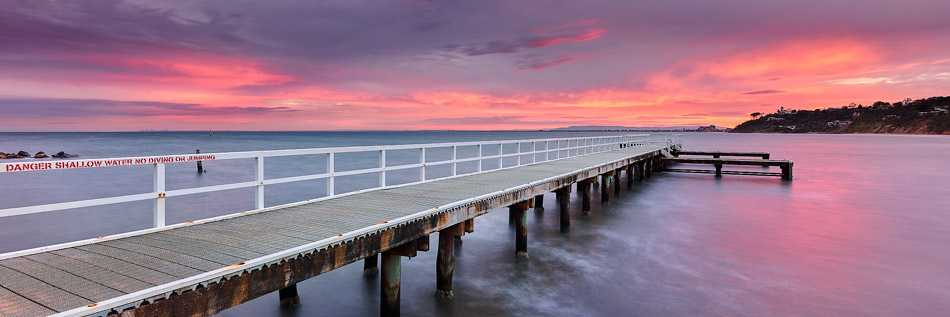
0 141 673 316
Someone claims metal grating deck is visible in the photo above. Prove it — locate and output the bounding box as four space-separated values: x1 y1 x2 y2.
0 144 666 316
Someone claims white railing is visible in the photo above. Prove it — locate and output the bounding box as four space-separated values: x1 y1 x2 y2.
649 133 684 149
0 134 651 228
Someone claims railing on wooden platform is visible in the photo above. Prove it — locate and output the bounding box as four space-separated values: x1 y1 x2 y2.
0 134 650 232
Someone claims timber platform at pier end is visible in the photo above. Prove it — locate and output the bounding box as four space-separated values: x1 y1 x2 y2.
0 134 722 316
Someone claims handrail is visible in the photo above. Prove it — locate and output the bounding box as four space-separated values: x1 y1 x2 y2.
0 134 651 229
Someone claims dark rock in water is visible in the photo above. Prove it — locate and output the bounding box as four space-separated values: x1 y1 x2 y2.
34 152 48 158
0 152 6 159
52 151 79 158
17 151 30 158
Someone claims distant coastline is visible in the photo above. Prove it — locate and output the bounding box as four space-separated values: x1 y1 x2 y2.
731 96 950 135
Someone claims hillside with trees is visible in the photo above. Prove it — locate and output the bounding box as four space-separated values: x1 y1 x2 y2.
732 96 950 134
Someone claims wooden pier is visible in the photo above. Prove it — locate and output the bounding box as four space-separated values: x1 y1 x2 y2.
0 136 679 316
661 153 793 180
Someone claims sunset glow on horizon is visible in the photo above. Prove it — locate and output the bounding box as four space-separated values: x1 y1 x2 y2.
2 0 949 131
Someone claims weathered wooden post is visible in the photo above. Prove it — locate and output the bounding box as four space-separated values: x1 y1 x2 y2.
556 186 571 232
645 159 652 179
626 164 634 188
781 161 793 180
510 201 530 258
534 194 544 210
436 224 464 298
600 172 612 203
381 252 401 316
364 254 379 276
196 149 205 173
638 161 646 182
381 241 418 316
279 284 299 306
613 169 621 195
715 163 723 177
580 179 592 214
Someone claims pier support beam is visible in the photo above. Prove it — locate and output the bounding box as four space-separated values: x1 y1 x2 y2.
381 240 419 317
580 179 592 214
638 161 646 182
626 164 634 188
363 254 379 276
534 195 544 210
781 162 793 180
278 284 299 307
645 159 652 179
510 201 530 258
381 252 401 317
715 163 723 177
436 224 463 299
613 169 621 195
556 186 571 232
600 172 612 204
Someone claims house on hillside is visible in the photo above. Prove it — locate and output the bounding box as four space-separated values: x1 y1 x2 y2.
766 117 785 121
827 120 853 127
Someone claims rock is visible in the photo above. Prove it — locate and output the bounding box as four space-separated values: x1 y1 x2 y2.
34 152 48 158
52 151 79 158
0 153 6 159
17 151 30 158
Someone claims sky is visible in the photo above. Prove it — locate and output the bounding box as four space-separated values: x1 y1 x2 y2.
1 0 949 131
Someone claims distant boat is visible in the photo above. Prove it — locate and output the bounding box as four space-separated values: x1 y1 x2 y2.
209 128 212 136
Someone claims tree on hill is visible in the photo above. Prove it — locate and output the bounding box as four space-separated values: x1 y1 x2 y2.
750 112 762 120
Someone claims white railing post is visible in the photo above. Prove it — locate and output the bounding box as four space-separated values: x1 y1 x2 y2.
255 156 264 210
419 147 426 181
451 146 457 176
477 144 482 172
555 140 560 159
327 152 335 196
379 149 386 187
516 142 521 166
531 142 537 163
153 163 165 228
498 143 503 169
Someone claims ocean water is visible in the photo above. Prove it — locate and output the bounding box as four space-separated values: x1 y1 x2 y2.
1 132 948 316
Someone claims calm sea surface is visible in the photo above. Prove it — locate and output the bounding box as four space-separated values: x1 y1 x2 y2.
1 132 948 316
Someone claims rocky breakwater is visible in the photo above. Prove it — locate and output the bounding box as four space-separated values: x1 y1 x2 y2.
0 151 78 159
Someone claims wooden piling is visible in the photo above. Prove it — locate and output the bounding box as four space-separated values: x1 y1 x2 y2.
278 284 299 307
600 172 611 204
534 194 544 210
781 162 793 180
626 164 634 188
196 149 205 173
364 254 379 276
381 252 401 316
510 202 529 258
638 161 646 182
715 163 723 177
613 169 621 195
436 231 456 298
556 187 571 232
645 159 652 179
580 179 592 214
